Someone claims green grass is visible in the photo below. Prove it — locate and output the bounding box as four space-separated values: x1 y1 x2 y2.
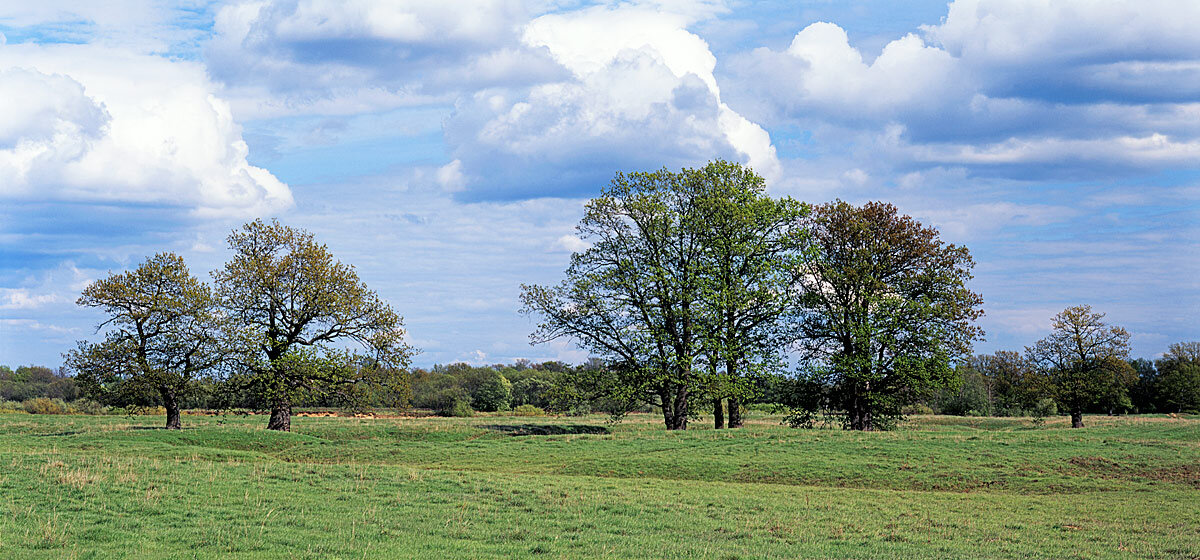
0 413 1197 559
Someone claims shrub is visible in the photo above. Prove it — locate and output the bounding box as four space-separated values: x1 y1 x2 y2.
447 399 474 418
24 397 67 415
511 377 554 408
513 404 546 417
901 403 935 416
1032 397 1057 418
431 388 474 417
995 405 1028 417
0 400 27 414
70 399 108 415
468 370 512 412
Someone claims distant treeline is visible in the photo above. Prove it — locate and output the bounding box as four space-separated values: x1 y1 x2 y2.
8 346 1196 418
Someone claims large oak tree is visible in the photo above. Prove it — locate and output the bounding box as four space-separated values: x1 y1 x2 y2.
521 167 707 430
689 161 808 428
214 219 413 431
66 253 222 429
791 201 984 431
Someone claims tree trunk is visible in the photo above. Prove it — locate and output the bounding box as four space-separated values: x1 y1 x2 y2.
848 402 873 431
1070 410 1084 428
661 385 688 430
713 398 725 429
728 397 744 428
267 400 292 431
161 388 181 430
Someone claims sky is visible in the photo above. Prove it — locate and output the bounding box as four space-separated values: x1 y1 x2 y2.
1 0 1198 368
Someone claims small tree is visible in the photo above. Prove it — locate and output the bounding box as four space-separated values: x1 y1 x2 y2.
975 351 1048 415
1156 342 1200 414
66 253 222 429
1027 305 1132 428
214 219 414 431
790 201 984 430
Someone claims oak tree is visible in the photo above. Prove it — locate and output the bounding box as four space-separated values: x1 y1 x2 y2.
213 219 413 431
66 253 222 429
1026 305 1132 428
791 201 984 431
689 161 807 428
521 167 709 430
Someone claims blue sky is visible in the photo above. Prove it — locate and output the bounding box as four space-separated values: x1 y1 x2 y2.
1 0 1197 368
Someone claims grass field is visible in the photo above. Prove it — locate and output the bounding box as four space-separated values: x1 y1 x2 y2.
0 412 1197 559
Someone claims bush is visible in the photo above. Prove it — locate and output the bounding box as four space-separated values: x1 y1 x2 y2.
902 403 934 416
447 399 474 418
24 397 68 415
467 370 512 412
513 404 546 417
511 377 554 409
431 388 474 417
0 400 27 414
994 405 1028 417
1032 397 1057 418
70 399 108 415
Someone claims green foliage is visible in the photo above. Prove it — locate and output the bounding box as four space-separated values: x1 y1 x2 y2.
23 397 68 414
510 375 555 408
939 366 993 417
1032 397 1058 418
792 201 984 430
0 400 24 414
513 404 547 417
0 365 78 401
522 161 806 430
1155 342 1200 413
64 252 223 429
902 403 935 416
1027 305 1132 427
466 370 512 412
213 219 415 430
430 387 474 417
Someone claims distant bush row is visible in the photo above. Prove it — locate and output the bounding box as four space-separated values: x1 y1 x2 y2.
0 397 168 416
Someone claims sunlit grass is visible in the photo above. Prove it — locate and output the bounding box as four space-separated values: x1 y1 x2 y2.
0 413 1196 558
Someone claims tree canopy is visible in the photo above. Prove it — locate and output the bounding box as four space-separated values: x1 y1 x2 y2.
790 201 985 431
213 219 414 431
65 253 222 429
1026 305 1132 428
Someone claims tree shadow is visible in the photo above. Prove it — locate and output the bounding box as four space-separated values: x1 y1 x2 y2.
481 424 610 436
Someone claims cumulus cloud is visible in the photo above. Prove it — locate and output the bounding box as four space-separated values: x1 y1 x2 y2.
444 3 779 200
725 0 1200 179
206 0 565 117
0 44 292 216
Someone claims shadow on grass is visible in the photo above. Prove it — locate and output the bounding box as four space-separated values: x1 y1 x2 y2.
481 424 610 436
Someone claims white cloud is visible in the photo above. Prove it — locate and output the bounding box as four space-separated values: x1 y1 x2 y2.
206 0 563 117
725 0 1200 182
554 234 589 253
0 44 292 217
0 289 59 310
443 2 779 199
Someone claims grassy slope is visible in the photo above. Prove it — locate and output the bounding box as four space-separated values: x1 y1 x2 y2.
0 413 1196 559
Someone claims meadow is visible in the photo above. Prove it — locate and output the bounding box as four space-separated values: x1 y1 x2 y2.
0 412 1197 559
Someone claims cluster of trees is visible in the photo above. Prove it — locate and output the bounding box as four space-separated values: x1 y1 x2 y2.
408 360 579 416
0 365 77 401
936 336 1200 422
66 220 414 431
52 159 1199 433
522 161 984 431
